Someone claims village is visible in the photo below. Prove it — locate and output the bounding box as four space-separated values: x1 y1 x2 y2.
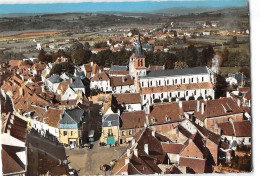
0 6 251 175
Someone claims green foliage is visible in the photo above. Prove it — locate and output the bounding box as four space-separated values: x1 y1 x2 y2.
180 97 186 101
90 88 101 96
51 50 70 62
93 42 108 49
188 96 195 101
71 49 92 66
49 62 74 76
174 61 189 69
231 155 251 172
171 97 176 102
215 73 229 98
200 45 215 67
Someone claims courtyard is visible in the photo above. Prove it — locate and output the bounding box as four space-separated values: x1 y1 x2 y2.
65 141 127 176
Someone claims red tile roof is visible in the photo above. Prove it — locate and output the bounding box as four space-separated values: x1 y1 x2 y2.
154 46 164 51
217 120 251 137
141 82 213 94
42 108 64 128
179 157 206 173
161 142 185 154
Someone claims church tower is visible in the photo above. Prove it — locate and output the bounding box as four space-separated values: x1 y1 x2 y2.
129 34 147 92
129 34 147 78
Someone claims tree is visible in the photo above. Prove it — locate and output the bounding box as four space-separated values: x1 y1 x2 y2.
49 64 62 75
83 42 91 50
174 61 189 69
38 49 46 62
71 49 92 66
93 42 108 48
49 62 74 76
130 28 139 36
215 74 229 98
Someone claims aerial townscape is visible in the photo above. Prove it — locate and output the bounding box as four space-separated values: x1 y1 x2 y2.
0 1 251 175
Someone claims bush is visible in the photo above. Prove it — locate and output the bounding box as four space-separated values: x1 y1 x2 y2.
90 89 101 96
153 99 161 103
163 98 169 102
197 96 204 100
188 96 195 101
180 97 186 101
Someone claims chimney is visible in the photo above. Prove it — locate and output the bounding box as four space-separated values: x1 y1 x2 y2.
144 144 149 155
125 158 130 165
197 100 200 112
131 139 135 146
178 101 183 109
134 149 138 157
126 149 130 158
237 99 241 107
152 130 155 137
201 102 205 114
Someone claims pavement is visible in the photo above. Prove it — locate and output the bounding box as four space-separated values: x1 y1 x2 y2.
65 140 127 176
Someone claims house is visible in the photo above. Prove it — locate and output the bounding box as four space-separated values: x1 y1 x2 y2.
100 113 120 145
90 71 111 92
58 108 86 148
111 128 169 175
193 97 245 133
110 65 128 72
81 62 102 79
40 108 64 140
46 74 63 93
226 72 246 87
140 66 215 107
1 113 28 176
119 111 146 144
216 120 251 147
112 93 142 112
110 75 135 93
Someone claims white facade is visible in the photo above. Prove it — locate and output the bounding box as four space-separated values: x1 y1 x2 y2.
61 87 78 101
46 80 60 93
124 103 142 112
90 80 112 92
112 85 136 94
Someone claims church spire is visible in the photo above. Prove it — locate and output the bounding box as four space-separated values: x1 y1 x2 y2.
135 33 144 58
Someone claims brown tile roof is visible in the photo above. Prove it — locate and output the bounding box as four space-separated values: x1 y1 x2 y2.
112 93 141 104
31 63 46 71
141 82 213 94
194 97 244 121
179 157 206 173
165 165 183 174
91 71 110 82
120 111 146 130
9 60 22 67
148 102 183 126
161 142 185 154
245 90 250 100
2 146 25 175
105 70 129 76
146 65 164 71
42 108 64 128
57 80 70 94
110 75 134 87
112 128 167 175
154 46 164 51
239 87 249 93
217 120 251 137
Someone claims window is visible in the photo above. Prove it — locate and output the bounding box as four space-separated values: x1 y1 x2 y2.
186 91 188 96
63 131 67 136
153 94 155 99
183 78 185 83
178 92 180 97
202 77 204 82
166 117 171 122
159 80 161 86
170 93 172 97
167 80 169 84
150 81 152 86
175 79 177 84
71 131 73 136
151 118 157 124
129 130 132 135
108 121 112 126
191 78 194 82
161 93 163 98
122 131 125 136
142 82 144 87
205 90 207 95
144 95 146 100
249 138 251 142
194 90 196 95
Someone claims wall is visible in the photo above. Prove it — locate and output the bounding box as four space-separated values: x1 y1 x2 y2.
90 80 112 92
100 126 119 144
59 129 80 146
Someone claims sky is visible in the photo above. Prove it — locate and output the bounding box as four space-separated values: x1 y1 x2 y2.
0 0 248 14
